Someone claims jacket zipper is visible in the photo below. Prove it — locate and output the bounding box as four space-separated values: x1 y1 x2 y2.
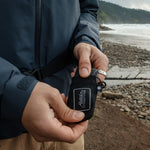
35 0 42 66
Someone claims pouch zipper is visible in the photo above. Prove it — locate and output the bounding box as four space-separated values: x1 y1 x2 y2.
35 0 42 66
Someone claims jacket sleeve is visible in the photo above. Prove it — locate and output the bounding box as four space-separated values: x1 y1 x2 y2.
71 0 101 50
0 57 38 121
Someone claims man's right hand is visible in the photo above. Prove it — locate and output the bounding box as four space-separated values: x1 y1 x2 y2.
21 82 88 143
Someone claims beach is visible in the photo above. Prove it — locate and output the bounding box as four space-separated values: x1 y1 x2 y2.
101 41 150 126
85 39 150 149
100 24 150 51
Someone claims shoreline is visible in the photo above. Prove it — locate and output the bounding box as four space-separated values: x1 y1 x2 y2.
100 33 150 51
99 23 150 51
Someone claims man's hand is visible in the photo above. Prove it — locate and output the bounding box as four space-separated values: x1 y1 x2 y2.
22 82 88 143
74 43 109 80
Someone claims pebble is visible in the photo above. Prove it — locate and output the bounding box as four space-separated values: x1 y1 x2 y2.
146 110 150 115
116 104 122 107
124 106 131 112
120 108 124 112
146 99 150 102
134 110 138 113
101 81 150 127
147 116 150 121
137 101 143 104
138 112 148 117
138 115 145 119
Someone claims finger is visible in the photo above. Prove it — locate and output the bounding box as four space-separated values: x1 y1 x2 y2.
61 93 66 102
77 47 91 78
49 88 85 123
65 96 68 104
47 120 88 143
61 94 68 104
31 114 88 142
97 59 108 81
60 120 88 143
70 67 77 78
97 70 107 82
91 47 109 81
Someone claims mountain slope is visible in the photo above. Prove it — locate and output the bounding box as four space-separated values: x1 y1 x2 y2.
97 1 150 24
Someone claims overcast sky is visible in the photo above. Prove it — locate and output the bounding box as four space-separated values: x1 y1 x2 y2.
102 0 150 11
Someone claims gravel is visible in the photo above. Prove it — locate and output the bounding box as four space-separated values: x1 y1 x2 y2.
100 41 150 127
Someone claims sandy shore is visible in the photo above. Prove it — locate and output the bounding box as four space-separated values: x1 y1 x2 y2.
85 41 150 150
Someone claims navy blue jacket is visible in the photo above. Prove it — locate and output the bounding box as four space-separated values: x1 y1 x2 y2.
0 0 100 139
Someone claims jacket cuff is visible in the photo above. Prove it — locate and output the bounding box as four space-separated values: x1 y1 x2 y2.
1 74 38 120
73 35 102 51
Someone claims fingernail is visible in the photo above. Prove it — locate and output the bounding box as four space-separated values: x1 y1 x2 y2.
81 68 89 76
73 111 84 119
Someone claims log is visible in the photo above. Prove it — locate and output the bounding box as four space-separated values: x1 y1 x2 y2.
102 91 124 99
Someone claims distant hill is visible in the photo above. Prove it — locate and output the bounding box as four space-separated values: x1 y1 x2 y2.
97 1 150 24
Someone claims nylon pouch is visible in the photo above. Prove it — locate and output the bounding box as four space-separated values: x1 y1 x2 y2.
67 68 106 122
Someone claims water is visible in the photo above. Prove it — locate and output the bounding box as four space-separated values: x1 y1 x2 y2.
100 24 150 51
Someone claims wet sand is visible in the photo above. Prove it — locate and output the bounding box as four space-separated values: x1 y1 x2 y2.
100 33 150 51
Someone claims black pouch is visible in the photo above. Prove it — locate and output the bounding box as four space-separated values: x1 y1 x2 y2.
67 68 106 122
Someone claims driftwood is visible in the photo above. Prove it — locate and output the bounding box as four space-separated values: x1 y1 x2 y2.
102 91 124 99
106 77 150 80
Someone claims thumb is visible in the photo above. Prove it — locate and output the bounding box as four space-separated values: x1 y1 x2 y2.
61 108 85 123
58 105 85 123
51 93 85 123
78 48 91 78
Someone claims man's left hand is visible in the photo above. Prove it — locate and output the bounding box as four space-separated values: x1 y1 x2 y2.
74 43 109 81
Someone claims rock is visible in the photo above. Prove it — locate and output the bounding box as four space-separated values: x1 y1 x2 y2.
138 112 148 117
147 116 150 121
136 106 141 109
145 104 150 107
120 108 124 112
97 93 102 99
116 104 122 107
141 108 146 112
99 24 112 31
123 106 131 112
146 99 150 102
146 110 150 115
138 115 145 119
102 91 124 99
128 104 135 109
137 100 143 104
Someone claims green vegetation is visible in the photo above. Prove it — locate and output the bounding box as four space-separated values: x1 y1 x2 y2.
97 1 150 24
